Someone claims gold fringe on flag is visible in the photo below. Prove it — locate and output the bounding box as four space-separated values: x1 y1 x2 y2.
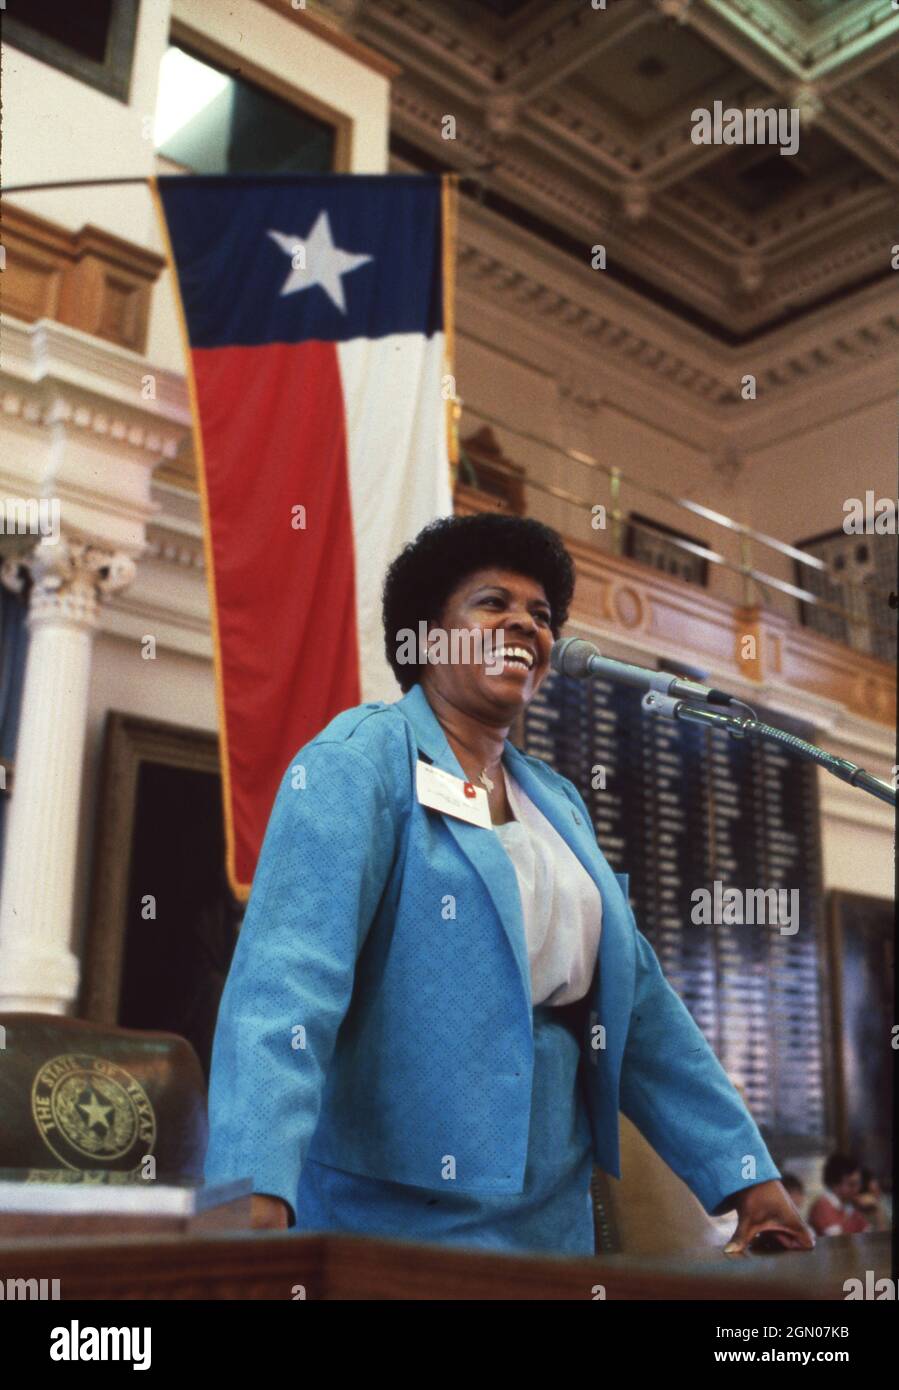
441 173 460 491
148 176 250 903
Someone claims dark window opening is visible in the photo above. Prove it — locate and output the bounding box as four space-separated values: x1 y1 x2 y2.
7 0 115 63
4 0 139 102
155 43 336 175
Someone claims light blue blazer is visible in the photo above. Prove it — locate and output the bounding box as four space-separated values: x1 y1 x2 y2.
204 682 780 1220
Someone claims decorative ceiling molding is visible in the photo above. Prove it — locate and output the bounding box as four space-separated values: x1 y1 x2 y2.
501 0 652 98
699 0 898 81
391 78 896 336
451 196 899 439
351 0 899 336
820 95 899 182
527 90 641 181
355 0 498 94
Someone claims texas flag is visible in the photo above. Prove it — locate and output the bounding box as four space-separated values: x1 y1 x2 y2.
154 175 455 897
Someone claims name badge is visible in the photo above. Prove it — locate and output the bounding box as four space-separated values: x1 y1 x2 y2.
416 761 492 829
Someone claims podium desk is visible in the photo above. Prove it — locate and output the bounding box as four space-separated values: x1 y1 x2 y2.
0 1230 889 1300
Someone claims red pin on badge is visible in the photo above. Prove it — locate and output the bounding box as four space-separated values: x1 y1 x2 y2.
462 781 477 799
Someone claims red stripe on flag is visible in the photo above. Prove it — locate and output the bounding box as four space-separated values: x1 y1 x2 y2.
191 341 361 891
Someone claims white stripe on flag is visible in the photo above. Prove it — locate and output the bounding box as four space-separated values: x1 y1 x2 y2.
337 332 453 704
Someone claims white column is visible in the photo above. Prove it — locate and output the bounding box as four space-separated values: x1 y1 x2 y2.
0 536 135 1013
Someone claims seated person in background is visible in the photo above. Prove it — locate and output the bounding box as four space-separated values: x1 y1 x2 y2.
808 1154 870 1237
853 1168 890 1232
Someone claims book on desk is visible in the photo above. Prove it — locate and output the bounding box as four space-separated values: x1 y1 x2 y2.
0 1168 253 1236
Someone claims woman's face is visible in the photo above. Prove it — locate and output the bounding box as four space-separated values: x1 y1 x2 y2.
422 567 554 722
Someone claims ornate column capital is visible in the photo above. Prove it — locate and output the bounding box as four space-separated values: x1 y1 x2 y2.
2 535 136 629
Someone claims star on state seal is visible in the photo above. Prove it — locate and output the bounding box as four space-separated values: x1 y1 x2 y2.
31 1054 157 1170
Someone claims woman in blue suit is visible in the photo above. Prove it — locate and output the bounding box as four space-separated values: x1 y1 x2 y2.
205 513 814 1257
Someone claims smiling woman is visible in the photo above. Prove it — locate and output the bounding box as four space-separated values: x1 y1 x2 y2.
203 512 813 1258
381 513 574 822
382 512 573 691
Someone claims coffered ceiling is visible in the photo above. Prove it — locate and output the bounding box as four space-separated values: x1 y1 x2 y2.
325 0 899 341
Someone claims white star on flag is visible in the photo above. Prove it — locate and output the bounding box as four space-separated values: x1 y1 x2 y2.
267 211 373 314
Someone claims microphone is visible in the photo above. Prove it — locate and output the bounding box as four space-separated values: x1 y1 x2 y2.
550 637 739 707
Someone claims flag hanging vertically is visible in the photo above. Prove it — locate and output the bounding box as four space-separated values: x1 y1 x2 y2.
154 175 455 898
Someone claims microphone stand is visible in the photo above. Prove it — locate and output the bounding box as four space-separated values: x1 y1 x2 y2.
641 693 897 807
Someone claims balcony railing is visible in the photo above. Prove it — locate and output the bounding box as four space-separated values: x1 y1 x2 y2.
454 412 898 669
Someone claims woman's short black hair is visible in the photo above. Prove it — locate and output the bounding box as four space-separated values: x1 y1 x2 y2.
382 512 575 693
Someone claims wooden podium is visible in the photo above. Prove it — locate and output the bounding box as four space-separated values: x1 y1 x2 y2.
0 1228 888 1300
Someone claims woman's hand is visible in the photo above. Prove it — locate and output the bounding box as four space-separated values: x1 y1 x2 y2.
723 1179 816 1254
250 1194 291 1230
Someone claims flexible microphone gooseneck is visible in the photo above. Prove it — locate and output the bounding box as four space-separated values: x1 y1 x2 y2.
550 637 737 706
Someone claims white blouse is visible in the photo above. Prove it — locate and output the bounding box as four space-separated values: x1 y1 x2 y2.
493 769 603 1007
